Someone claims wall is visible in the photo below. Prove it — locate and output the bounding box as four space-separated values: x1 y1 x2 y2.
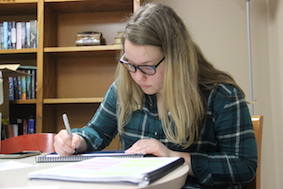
267 0 283 188
154 0 279 188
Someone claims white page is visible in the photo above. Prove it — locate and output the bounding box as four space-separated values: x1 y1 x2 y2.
1 186 60 189
0 160 34 171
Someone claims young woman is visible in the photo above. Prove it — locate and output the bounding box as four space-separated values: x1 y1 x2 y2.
54 3 257 188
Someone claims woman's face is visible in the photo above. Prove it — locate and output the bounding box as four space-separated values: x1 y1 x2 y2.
124 39 165 95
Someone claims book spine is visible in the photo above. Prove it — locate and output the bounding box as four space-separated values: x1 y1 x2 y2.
8 77 15 100
0 23 3 49
11 124 19 137
22 119 28 135
26 69 32 99
21 71 27 100
17 118 23 135
17 76 22 99
11 21 17 49
7 21 12 49
3 21 8 49
21 22 26 49
28 118 35 134
31 68 37 99
16 22 22 49
12 77 18 100
30 20 37 48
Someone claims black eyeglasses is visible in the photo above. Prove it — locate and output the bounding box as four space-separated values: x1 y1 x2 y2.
119 53 165 75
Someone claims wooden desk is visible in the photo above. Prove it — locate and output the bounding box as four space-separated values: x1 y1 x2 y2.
0 155 189 189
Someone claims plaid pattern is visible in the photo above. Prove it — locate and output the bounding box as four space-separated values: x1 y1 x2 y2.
73 81 257 189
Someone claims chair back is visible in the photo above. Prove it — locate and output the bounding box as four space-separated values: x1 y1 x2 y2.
0 133 55 154
244 115 263 189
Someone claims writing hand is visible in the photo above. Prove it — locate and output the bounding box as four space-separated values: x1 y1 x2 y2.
53 130 81 156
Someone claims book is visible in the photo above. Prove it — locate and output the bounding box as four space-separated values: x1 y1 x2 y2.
3 21 8 49
35 151 155 163
28 118 35 134
7 21 12 49
21 22 26 48
22 119 28 135
29 20 37 48
29 157 185 187
26 22 30 48
20 72 27 100
8 77 14 100
11 21 17 49
16 22 22 49
16 118 23 135
0 23 3 49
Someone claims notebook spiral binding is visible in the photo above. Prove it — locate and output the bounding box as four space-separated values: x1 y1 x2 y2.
35 153 145 163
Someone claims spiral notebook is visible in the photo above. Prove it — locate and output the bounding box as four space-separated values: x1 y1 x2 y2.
35 151 149 163
29 157 185 187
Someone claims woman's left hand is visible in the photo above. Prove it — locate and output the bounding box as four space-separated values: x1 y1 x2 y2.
125 138 173 157
125 138 194 176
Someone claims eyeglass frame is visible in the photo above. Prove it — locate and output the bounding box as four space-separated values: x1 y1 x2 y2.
119 53 165 75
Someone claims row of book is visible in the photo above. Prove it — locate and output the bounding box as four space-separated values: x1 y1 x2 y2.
1 118 36 140
9 66 37 100
0 20 37 50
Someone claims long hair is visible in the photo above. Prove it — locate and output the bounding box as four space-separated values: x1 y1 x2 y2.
116 3 243 148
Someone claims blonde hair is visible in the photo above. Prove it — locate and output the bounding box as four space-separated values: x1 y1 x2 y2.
116 3 243 148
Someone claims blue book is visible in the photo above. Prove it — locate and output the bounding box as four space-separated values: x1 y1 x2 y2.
3 21 8 49
28 118 35 134
8 77 14 100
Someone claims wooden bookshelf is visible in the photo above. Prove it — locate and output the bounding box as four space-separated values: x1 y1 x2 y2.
43 98 103 104
0 0 146 149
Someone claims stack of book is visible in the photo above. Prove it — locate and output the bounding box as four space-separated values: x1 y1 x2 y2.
0 20 37 50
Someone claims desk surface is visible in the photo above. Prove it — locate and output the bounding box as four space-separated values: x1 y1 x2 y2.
0 155 189 189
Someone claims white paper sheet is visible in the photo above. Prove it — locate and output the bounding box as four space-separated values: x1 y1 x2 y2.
0 160 34 171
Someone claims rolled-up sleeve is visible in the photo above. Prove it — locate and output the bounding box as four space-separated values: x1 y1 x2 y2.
72 81 118 151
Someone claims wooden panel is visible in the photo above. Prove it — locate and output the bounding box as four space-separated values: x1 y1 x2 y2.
44 0 132 13
44 45 122 52
0 53 36 65
55 56 116 98
44 3 58 47
43 98 103 104
42 105 57 133
36 0 45 133
57 11 128 47
50 104 100 131
0 2 37 16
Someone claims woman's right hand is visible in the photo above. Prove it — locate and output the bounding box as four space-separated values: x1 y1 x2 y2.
53 130 85 156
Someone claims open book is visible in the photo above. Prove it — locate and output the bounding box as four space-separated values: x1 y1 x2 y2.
29 157 185 187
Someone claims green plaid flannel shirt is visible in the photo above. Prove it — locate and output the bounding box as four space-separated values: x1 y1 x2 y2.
73 81 257 188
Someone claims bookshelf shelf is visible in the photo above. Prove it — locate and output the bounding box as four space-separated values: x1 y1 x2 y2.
0 49 38 54
44 0 133 13
44 45 122 53
43 98 103 104
10 99 37 104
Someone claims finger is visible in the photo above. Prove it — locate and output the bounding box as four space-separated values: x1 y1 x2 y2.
54 130 75 156
125 140 153 154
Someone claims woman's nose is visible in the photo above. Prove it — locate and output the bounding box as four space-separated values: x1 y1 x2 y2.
132 69 146 81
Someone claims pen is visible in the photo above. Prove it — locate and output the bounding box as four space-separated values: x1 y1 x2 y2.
62 113 78 155
62 113 72 139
